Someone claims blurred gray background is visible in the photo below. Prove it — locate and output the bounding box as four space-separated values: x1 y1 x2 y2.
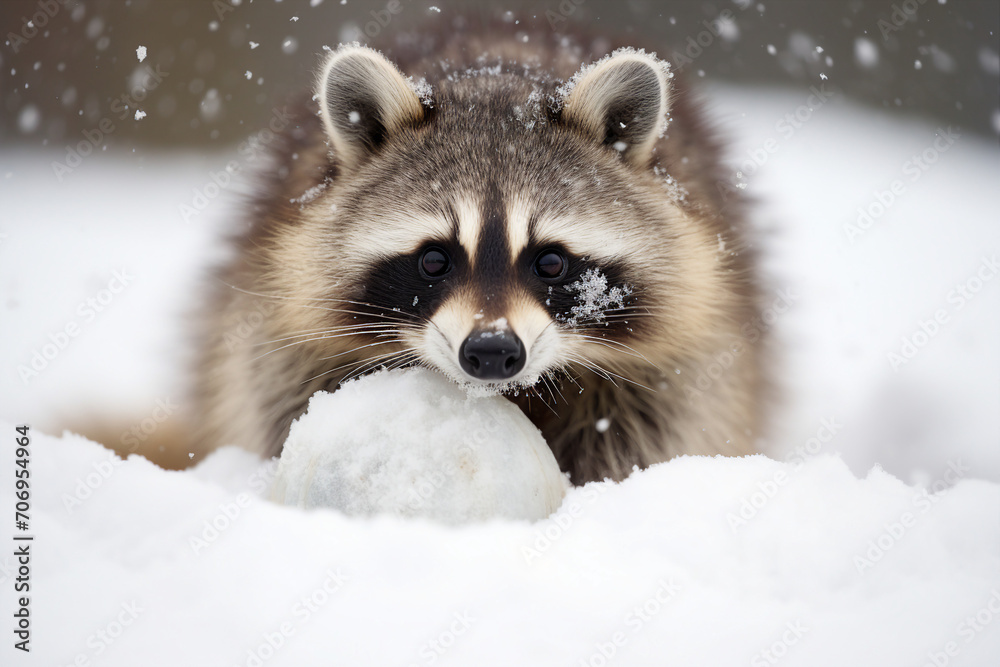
1 0 998 152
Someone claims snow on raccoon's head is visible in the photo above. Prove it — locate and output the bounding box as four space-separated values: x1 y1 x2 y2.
299 44 720 392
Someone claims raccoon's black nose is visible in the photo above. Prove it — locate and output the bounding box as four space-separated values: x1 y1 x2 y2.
459 330 526 380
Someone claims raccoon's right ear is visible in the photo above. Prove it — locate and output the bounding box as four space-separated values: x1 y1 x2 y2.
315 45 425 170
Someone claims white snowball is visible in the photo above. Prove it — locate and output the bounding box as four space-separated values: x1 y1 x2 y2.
270 368 567 524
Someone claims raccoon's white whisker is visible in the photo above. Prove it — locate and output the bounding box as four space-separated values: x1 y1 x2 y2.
294 304 421 322
253 322 412 346
252 329 407 361
570 334 645 359
336 299 433 322
531 385 559 418
566 355 618 387
292 297 433 324
313 350 406 380
569 334 661 370
546 371 569 405
339 348 418 384
218 283 406 312
538 375 563 415
339 357 401 384
565 355 654 392
314 338 404 363
557 366 585 393
384 352 420 373
253 326 408 351
301 347 415 386
215 283 423 324
372 330 417 339
598 312 659 320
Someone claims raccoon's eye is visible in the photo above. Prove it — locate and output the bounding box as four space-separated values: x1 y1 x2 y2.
419 247 451 279
534 249 567 281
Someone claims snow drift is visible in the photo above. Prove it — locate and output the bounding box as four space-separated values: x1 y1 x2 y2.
2 423 998 666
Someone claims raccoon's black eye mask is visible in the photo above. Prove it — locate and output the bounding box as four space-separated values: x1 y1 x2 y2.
354 240 642 338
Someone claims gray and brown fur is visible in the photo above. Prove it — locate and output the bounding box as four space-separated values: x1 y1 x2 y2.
192 20 766 484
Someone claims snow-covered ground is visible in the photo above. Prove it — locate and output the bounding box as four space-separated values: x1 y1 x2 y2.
1 85 999 665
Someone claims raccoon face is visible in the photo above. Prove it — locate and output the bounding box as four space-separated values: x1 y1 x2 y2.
305 45 717 392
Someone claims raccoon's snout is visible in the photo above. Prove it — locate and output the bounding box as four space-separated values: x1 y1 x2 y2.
459 330 526 380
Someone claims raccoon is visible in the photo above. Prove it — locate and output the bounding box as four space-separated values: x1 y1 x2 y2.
193 24 766 484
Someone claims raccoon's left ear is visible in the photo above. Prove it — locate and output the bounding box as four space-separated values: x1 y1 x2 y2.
560 49 673 167
315 45 425 170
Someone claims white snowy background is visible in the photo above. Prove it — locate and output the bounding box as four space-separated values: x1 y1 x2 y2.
1 62 999 667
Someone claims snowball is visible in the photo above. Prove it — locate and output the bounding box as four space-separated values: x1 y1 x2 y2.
270 368 567 524
136 45 146 62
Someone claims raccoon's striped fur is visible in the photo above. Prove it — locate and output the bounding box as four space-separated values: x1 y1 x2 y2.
193 22 766 484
